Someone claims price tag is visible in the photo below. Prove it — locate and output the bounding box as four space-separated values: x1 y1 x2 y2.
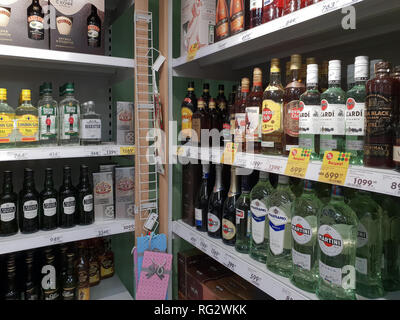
120 146 135 155
189 232 198 246
264 160 285 174
284 148 311 178
241 32 251 42
89 149 101 157
48 234 64 245
210 245 222 262
321 0 339 13
220 142 238 165
95 227 112 238
48 151 60 158
186 42 199 62
105 148 118 156
122 222 135 232
199 238 209 253
281 287 295 300
10 151 28 160
318 151 351 185
284 17 297 28
382 175 400 197
247 267 262 287
223 253 237 272
345 170 380 192
250 157 262 171
233 152 246 168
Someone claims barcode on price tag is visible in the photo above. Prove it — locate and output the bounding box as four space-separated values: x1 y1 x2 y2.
96 227 112 237
223 253 237 272
248 267 262 287
48 234 63 245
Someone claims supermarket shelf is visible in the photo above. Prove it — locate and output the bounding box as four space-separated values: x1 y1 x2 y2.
175 145 400 197
91 275 133 300
172 0 400 79
0 219 135 255
0 144 135 162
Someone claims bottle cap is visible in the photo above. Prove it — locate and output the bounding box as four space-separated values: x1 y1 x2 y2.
197 97 205 109
328 60 341 82
393 65 400 75
306 57 316 65
188 81 195 90
271 58 280 73
203 83 209 91
253 67 262 85
0 88 6 100
21 89 31 101
370 59 382 79
375 61 391 75
278 175 289 184
64 82 75 94
285 61 291 75
307 64 318 85
259 171 269 180
209 98 216 109
42 82 53 94
241 174 250 191
202 164 210 175
45 167 53 174
24 168 33 175
231 85 237 92
218 84 224 91
241 77 250 91
290 54 302 70
354 56 369 80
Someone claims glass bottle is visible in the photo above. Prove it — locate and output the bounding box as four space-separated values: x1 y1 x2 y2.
208 98 220 148
80 101 101 145
345 56 369 166
266 175 295 277
319 60 346 159
290 180 321 293
364 62 396 169
216 84 227 116
192 98 208 147
59 165 77 228
283 54 306 155
315 182 330 205
262 0 276 23
222 166 240 246
61 252 77 300
347 64 355 91
262 58 284 155
235 78 250 153
0 171 18 236
16 89 39 147
230 83 241 145
99 238 115 279
4 259 18 300
77 164 94 225
88 240 101 287
229 0 245 35
19 168 39 234
235 174 251 253
59 83 80 146
40 168 58 231
0 88 16 148
76 241 90 300
195 164 211 232
246 67 263 154
27 0 44 40
38 82 58 146
316 185 358 300
319 60 329 93
201 83 211 111
249 0 262 28
181 81 197 144
21 251 39 300
299 64 320 159
207 164 226 239
58 244 69 281
392 66 400 171
41 252 60 300
215 0 230 41
283 0 300 15
182 163 201 227
87 4 101 47
222 85 236 144
249 171 274 263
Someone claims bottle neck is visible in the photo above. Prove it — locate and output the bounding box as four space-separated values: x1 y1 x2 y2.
252 82 263 92
214 165 223 192
241 176 250 193
3 174 13 193
21 99 32 105
80 170 89 184
63 172 72 186
290 69 301 83
44 173 54 189
24 175 35 189
269 72 281 85
228 170 239 195
0 98 7 104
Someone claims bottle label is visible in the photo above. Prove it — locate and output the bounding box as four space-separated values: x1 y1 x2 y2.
83 194 93 212
320 101 345 135
230 1 244 34
43 198 57 217
23 200 38 219
181 107 193 139
192 118 201 143
319 260 342 287
62 105 79 138
28 15 44 30
234 112 246 143
346 139 363 151
63 197 76 215
355 257 367 275
40 105 56 139
62 287 76 300
284 100 300 137
216 3 229 40
89 263 100 283
222 122 231 142
292 247 311 271
17 114 39 140
365 94 393 137
207 212 220 233
195 208 202 227
250 0 263 9
230 117 236 135
345 99 364 136
81 119 101 140
318 225 343 257
291 216 312 245
261 141 274 148
245 106 260 142
299 137 313 148
101 258 114 277
0 114 15 142
222 218 236 240
77 287 90 300
357 223 368 248
268 206 290 255
320 138 337 150
299 102 319 135
88 24 100 39
262 100 282 134
394 146 400 162
0 202 15 222
250 199 268 244
235 208 244 225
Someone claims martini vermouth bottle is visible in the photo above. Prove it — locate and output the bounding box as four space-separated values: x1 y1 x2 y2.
316 185 358 300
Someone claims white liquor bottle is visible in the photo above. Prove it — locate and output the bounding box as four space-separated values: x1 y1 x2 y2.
80 101 101 145
59 83 80 145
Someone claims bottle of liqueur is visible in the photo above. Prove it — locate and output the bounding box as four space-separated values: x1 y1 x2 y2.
222 85 237 144
208 98 220 147
61 252 77 300
40 168 58 231
4 258 18 300
235 174 251 253
59 165 77 228
87 4 101 47
246 67 263 154
27 0 44 40
234 78 250 152
215 0 230 42
249 171 274 263
216 85 228 145
41 252 60 300
192 98 204 146
207 164 225 239
16 89 39 147
249 0 262 28
182 163 200 227
201 83 211 110
0 88 16 148
283 54 306 155
76 165 94 225
88 240 100 287
0 171 18 236
195 164 211 232
229 0 245 36
99 238 115 279
262 58 284 155
290 180 321 293
319 60 346 158
285 61 291 87
19 168 39 234
59 83 80 146
76 241 90 300
345 56 369 166
222 166 241 246
348 191 384 298
262 0 276 23
181 82 197 144
21 251 39 300
299 64 320 159
319 60 329 93
38 82 58 146
316 185 358 300
364 62 396 169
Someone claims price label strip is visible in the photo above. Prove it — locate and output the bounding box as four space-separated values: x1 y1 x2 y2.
48 233 64 245
247 267 262 288
220 142 238 165
223 253 237 272
120 146 135 155
95 227 112 238
318 151 351 185
284 148 311 179
186 42 199 62
345 169 380 192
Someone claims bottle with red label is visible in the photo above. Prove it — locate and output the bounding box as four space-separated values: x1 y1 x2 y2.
216 0 230 41
249 0 263 28
181 82 197 144
235 78 250 152
283 54 305 155
230 0 245 35
283 0 301 15
27 0 44 41
246 68 263 153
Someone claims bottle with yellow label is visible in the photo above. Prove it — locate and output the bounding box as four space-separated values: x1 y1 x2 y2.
181 81 197 144
0 88 16 148
75 241 90 300
16 89 39 147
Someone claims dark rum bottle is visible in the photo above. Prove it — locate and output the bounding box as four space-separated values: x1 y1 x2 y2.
59 165 77 228
87 4 101 47
21 251 39 300
207 164 226 239
99 238 115 279
235 78 250 153
27 0 44 40
77 165 94 225
182 163 201 226
249 0 263 28
246 68 263 153
88 240 101 287
216 0 230 41
19 168 39 234
40 168 58 231
230 0 245 35
201 83 211 111
0 171 18 236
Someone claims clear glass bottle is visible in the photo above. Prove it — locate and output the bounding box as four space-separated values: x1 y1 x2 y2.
235 174 251 253
316 185 358 300
59 83 80 145
38 82 58 146
80 101 101 145
16 89 39 147
222 166 240 246
0 88 16 148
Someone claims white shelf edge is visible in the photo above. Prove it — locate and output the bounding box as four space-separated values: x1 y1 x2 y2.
91 274 133 300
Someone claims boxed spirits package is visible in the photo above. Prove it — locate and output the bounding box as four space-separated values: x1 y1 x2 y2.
0 0 49 48
181 0 215 57
93 171 114 221
178 249 207 297
49 0 104 55
99 163 116 175
116 101 134 145
115 166 135 219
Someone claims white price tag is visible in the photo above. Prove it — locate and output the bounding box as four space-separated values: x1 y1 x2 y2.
233 152 247 168
345 170 381 192
284 16 297 28
105 148 118 156
281 287 295 300
89 149 101 157
321 0 339 13
218 41 227 50
95 227 112 237
10 151 28 160
223 253 237 272
48 151 61 158
210 245 222 262
247 267 262 287
199 238 209 253
122 222 135 232
265 161 285 174
189 232 198 246
250 158 262 171
48 234 63 245
382 174 400 197
241 32 252 43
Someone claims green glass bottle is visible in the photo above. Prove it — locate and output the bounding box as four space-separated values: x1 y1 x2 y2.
289 177 303 198
315 182 330 205
316 185 358 300
266 175 295 278
235 174 251 254
290 180 322 293
222 166 240 246
348 190 384 298
249 171 274 263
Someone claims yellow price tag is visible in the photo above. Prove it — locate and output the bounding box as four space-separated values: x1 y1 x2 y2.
186 42 199 62
221 142 238 165
284 148 311 179
318 151 351 185
120 146 135 155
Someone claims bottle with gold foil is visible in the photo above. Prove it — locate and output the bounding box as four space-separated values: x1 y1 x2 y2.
16 89 38 147
262 59 284 155
0 89 15 148
235 78 250 152
215 0 229 42
246 67 263 153
181 82 197 144
76 241 90 300
99 237 115 280
229 0 244 35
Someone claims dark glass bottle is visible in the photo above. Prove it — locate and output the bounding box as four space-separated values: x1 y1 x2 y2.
207 164 226 239
76 241 90 300
77 165 94 225
21 251 39 300
19 168 39 234
99 238 115 280
4 258 18 300
246 68 263 153
61 252 77 300
27 0 44 40
230 84 241 146
58 244 69 281
393 66 400 172
195 164 211 232
223 85 237 144
59 166 77 228
87 4 101 47
192 98 210 146
319 60 329 93
235 175 251 253
181 82 197 144
263 0 283 23
40 168 58 231
216 85 227 115
250 0 263 28
41 252 60 300
182 163 201 227
88 240 100 287
216 0 230 41
229 0 245 35
235 78 250 152
0 171 18 236
209 98 220 147
201 83 211 111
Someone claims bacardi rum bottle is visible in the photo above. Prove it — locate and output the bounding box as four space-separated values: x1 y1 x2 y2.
229 0 245 35
246 67 263 153
235 174 251 253
235 78 250 152
195 164 211 232
207 164 226 238
222 166 240 246
216 0 230 41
